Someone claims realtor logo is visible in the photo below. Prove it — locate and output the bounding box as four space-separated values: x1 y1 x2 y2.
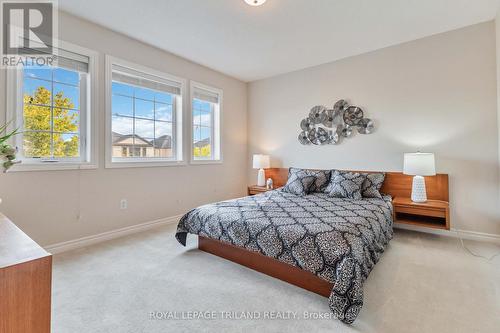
1 0 57 67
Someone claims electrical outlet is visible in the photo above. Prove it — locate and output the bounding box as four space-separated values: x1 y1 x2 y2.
120 199 128 210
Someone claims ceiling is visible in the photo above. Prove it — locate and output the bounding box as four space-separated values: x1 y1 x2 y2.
58 0 500 82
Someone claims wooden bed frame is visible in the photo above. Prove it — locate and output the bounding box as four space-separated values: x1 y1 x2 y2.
264 168 449 201
199 236 333 297
199 168 449 297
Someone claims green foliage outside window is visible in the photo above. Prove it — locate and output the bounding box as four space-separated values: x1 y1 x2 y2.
23 86 79 158
193 145 211 158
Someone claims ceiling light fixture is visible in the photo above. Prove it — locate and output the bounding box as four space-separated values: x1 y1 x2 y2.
244 0 267 6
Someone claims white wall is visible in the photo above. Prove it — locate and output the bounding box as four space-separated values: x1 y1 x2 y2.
248 22 500 236
0 12 248 246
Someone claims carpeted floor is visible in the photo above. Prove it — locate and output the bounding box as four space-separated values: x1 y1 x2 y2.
52 224 500 333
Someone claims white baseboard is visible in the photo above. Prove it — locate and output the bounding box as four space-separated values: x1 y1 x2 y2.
45 214 183 255
44 216 499 255
394 223 500 245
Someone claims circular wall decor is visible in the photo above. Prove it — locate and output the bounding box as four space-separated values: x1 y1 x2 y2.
357 118 374 134
309 105 327 124
298 99 375 145
322 109 336 127
341 125 353 138
316 127 329 145
328 129 340 144
333 99 349 112
343 106 364 126
298 131 311 145
307 128 320 145
300 118 313 131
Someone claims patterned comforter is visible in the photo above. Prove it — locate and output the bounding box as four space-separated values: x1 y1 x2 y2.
175 189 393 324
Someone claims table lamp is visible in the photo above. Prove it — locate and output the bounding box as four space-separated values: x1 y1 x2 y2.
403 152 436 203
253 154 270 186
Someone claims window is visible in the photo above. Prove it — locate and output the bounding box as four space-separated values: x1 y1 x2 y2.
191 82 222 162
6 42 98 170
106 56 184 167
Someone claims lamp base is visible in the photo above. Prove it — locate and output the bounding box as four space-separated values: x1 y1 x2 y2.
257 168 266 186
411 175 427 203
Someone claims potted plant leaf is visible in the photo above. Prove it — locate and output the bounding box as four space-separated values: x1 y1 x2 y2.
0 122 20 172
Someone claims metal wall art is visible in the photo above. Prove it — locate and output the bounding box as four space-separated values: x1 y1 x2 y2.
298 99 374 145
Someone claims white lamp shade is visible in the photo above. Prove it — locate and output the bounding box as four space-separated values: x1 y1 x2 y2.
403 153 436 176
253 154 270 169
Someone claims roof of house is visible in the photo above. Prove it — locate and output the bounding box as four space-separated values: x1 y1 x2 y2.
152 135 172 149
193 137 210 148
112 132 172 149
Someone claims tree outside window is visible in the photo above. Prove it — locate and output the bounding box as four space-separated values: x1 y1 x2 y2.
22 66 82 159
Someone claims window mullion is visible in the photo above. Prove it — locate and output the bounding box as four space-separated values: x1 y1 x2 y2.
78 73 85 161
211 103 214 159
172 98 176 159
17 69 25 157
153 95 156 158
50 68 55 159
132 92 136 157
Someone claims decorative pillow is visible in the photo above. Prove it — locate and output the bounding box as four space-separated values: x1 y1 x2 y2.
289 167 331 193
361 173 386 199
282 168 316 196
324 169 339 193
327 171 366 199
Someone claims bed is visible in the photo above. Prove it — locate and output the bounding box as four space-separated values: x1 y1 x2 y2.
175 168 449 324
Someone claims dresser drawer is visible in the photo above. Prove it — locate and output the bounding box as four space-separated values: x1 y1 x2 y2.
248 186 269 195
395 205 446 218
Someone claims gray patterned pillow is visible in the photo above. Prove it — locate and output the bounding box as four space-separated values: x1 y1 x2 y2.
327 170 366 199
324 169 339 193
362 173 385 199
289 168 331 193
282 169 316 196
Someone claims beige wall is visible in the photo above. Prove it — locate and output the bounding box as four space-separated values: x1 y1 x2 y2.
248 22 500 235
1 13 498 245
0 12 248 246
496 12 500 200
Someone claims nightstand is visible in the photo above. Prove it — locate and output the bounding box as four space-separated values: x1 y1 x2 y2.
393 197 450 230
248 185 271 195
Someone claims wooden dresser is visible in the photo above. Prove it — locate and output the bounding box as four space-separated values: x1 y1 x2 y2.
0 213 52 333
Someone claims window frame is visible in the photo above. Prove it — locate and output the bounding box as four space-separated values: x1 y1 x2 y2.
189 81 223 165
110 82 178 161
5 40 99 172
105 55 186 168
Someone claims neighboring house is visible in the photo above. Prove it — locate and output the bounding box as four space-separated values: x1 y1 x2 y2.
151 135 173 157
193 137 210 148
193 137 212 158
112 132 172 158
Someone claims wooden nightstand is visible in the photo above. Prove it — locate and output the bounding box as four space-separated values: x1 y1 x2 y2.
393 197 450 230
248 185 271 195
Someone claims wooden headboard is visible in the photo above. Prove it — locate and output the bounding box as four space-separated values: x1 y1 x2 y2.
265 168 449 202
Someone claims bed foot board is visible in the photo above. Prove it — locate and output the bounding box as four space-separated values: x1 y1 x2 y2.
198 236 333 298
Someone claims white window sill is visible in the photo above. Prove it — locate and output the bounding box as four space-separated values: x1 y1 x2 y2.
105 160 187 169
190 159 223 165
7 162 98 172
